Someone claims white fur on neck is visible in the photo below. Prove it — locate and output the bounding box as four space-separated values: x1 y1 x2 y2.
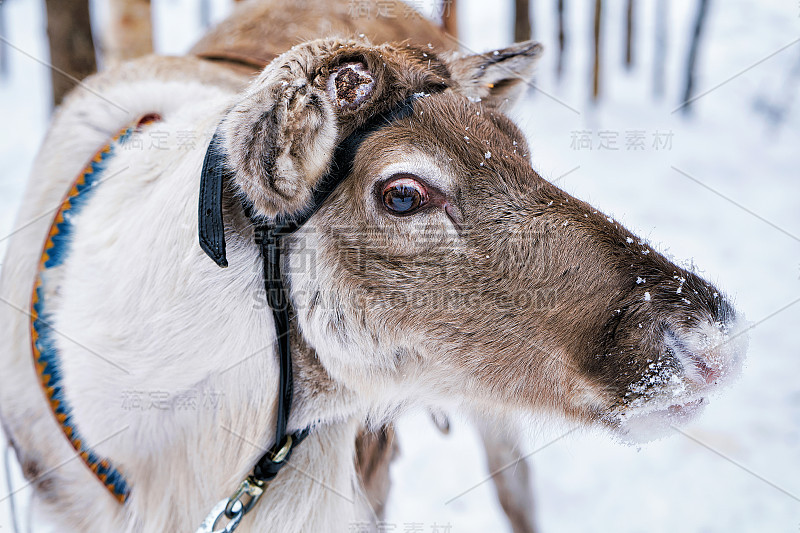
0 65 373 532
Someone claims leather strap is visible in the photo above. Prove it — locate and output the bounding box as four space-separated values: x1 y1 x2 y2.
198 131 229 268
269 97 422 235
197 94 425 486
198 95 422 269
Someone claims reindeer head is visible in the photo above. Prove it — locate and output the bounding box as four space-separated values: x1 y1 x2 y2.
217 38 747 442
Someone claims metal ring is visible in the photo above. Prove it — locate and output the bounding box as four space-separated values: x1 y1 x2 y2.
195 498 243 533
224 476 265 519
271 434 293 463
219 501 244 533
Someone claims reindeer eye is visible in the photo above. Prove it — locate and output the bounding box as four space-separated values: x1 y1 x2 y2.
381 176 427 214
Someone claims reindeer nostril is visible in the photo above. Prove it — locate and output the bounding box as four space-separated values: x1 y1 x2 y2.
664 326 723 386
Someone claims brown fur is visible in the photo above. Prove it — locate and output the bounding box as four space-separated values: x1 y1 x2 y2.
190 8 549 521
204 7 737 521
1 1 743 530
309 90 733 420
191 0 455 67
208 21 738 525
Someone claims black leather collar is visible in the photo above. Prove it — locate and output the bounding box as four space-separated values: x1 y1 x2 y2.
198 94 423 485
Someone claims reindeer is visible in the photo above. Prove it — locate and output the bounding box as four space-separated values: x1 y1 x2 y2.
0 0 746 531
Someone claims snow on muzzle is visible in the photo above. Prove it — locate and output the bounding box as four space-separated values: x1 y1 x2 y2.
611 312 749 443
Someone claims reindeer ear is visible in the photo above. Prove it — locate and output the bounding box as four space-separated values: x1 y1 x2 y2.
446 41 543 109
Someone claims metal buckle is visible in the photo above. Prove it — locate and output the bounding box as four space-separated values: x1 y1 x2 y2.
224 476 266 518
194 476 265 533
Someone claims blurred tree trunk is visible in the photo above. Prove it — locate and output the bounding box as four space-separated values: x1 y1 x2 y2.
442 0 458 37
653 0 667 98
592 0 602 101
515 0 531 42
556 0 565 79
624 0 634 69
753 49 800 127
0 3 8 78
44 0 97 106
104 0 153 68
681 0 710 114
200 0 212 29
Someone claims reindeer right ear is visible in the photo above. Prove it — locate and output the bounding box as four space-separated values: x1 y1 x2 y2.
198 130 229 268
446 41 543 109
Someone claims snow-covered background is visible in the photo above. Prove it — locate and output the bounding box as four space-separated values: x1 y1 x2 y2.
1 0 798 531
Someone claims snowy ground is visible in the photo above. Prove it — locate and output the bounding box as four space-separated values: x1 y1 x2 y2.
1 0 799 532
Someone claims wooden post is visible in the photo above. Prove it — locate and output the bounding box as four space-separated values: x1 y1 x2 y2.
0 3 8 78
653 0 667 98
681 0 710 114
515 0 532 42
104 0 153 68
44 0 97 106
442 0 458 38
592 0 602 101
556 0 565 79
200 0 211 29
624 0 634 68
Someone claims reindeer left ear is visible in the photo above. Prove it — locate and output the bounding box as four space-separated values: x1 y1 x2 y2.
446 41 543 109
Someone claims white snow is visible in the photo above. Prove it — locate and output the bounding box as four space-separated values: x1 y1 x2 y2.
2 0 799 532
